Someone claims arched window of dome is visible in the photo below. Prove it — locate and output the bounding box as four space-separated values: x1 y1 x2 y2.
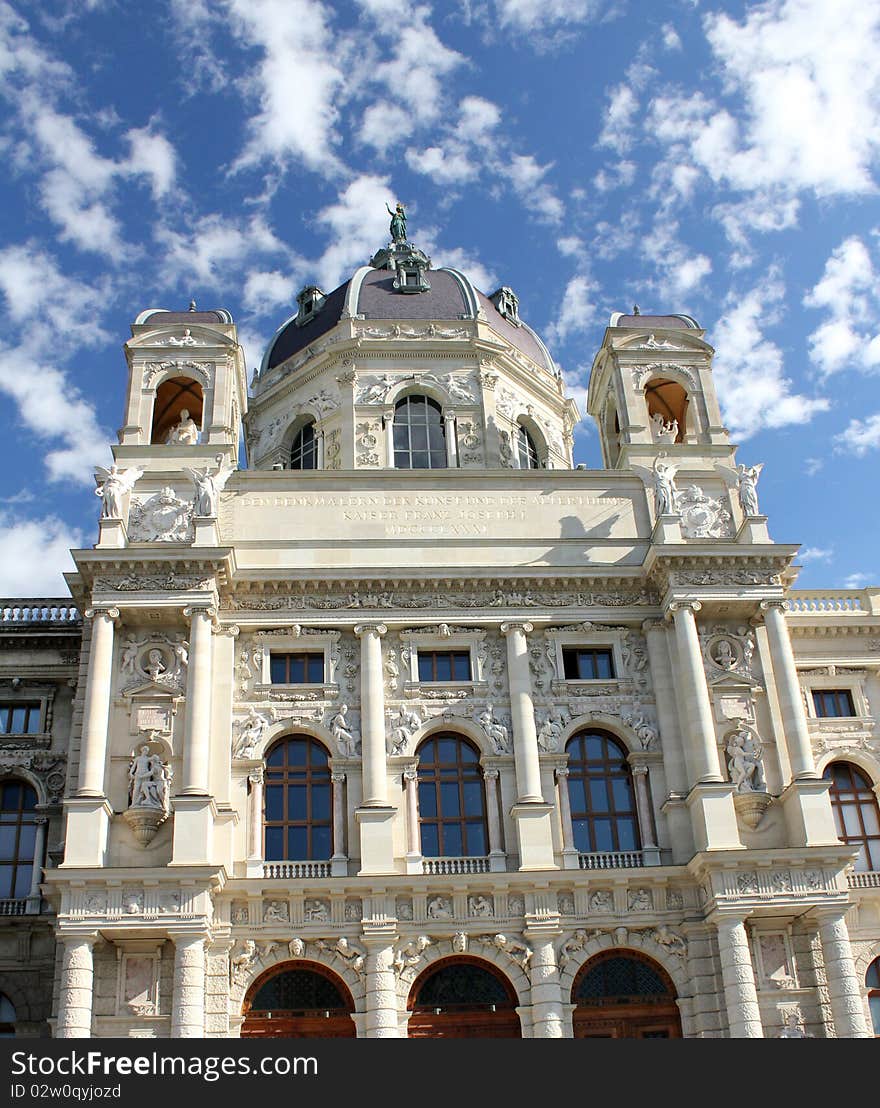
416 735 487 858
0 779 39 901
564 731 640 855
516 423 541 469
645 378 687 444
0 993 15 1037
290 420 319 470
823 761 880 872
150 376 203 444
867 957 880 1036
393 395 447 470
263 737 332 862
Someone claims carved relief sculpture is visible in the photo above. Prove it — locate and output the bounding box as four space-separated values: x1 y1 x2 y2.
123 744 172 846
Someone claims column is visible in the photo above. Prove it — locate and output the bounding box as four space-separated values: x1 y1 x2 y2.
354 624 388 805
403 765 420 857
526 933 565 1038
384 411 395 468
331 770 347 876
500 622 543 802
316 426 326 470
444 412 458 467
554 767 579 870
715 915 764 1038
816 909 871 1037
484 768 506 870
171 934 206 1038
761 600 817 780
181 606 215 794
248 769 263 861
26 817 48 912
56 936 96 1038
669 601 722 783
363 941 400 1038
631 763 660 865
77 607 119 796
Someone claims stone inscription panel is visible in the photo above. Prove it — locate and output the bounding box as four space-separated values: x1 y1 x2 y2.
230 488 641 542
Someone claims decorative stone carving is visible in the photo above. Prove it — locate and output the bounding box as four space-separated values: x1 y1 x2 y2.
305 388 339 417
233 706 272 758
778 1007 809 1037
537 704 569 752
589 890 613 912
317 936 366 978
128 487 195 543
304 899 330 923
386 703 422 756
650 925 687 958
666 889 684 910
95 465 143 519
392 936 433 979
384 647 401 692
145 360 212 388
701 626 757 683
558 929 590 967
356 422 380 467
330 704 359 757
123 891 144 915
263 900 289 923
427 896 453 920
356 324 468 341
120 635 189 695
627 888 653 912
231 904 248 925
736 463 763 516
468 894 493 918
478 933 532 970
651 454 679 517
165 408 200 445
230 940 258 984
344 899 362 921
477 705 511 754
123 744 172 845
185 455 235 517
621 704 659 750
726 725 766 793
508 894 525 916
558 891 575 915
357 374 396 404
676 485 733 539
650 412 678 444
95 571 212 592
452 931 468 953
396 897 413 921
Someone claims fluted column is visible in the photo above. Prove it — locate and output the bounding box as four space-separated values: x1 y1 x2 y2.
816 908 871 1037
181 606 215 794
715 915 763 1038
500 622 543 802
761 600 817 780
527 933 564 1038
77 607 119 796
56 936 97 1038
354 624 388 806
669 601 723 782
403 765 420 857
248 769 263 861
171 934 206 1038
363 941 399 1038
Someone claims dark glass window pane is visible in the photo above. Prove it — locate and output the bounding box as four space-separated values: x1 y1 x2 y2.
617 819 637 850
612 778 632 809
288 826 308 858
465 822 487 855
0 867 12 898
572 819 590 852
289 657 305 682
419 783 437 818
288 786 307 821
462 781 482 814
0 827 15 859
311 784 330 820
10 708 26 733
16 824 35 856
270 656 286 683
590 780 609 812
265 827 283 859
411 425 428 449
13 865 31 898
308 655 324 683
420 824 439 856
435 654 452 681
418 656 433 682
438 738 458 762
593 820 614 851
595 652 613 679
443 823 463 856
265 787 284 821
585 735 604 760
440 782 460 816
453 653 471 680
266 745 284 767
311 825 331 859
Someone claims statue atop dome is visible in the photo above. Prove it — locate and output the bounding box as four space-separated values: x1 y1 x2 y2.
386 201 407 244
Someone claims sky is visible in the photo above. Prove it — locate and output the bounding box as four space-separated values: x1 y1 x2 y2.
0 0 878 595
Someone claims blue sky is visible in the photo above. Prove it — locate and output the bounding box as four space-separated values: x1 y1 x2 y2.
0 0 878 595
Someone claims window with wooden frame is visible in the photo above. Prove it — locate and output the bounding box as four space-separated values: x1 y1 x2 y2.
0 780 38 899
263 737 332 861
562 647 615 681
823 761 880 872
812 688 857 718
393 395 447 470
269 652 324 685
290 421 318 470
0 704 41 735
417 735 487 858
565 731 639 854
417 650 472 683
867 957 880 1036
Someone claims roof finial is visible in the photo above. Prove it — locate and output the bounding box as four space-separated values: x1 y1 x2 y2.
188 299 197 312
632 304 640 315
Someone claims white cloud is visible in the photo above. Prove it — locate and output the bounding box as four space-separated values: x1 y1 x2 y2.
711 271 830 439
0 243 109 343
406 144 478 185
360 102 414 154
843 572 871 590
641 220 712 298
243 270 300 315
547 274 599 345
834 412 880 455
428 246 497 293
506 154 564 223
369 8 463 125
125 124 177 200
804 456 824 476
662 23 682 51
315 174 393 291
804 235 880 375
599 85 639 152
156 214 286 289
493 0 602 32
0 511 83 595
557 236 583 258
799 546 834 563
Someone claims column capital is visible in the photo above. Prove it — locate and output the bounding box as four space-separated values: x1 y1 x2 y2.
84 606 120 621
331 770 346 783
248 768 264 787
666 599 702 617
709 909 752 929
483 767 500 782
630 763 649 777
554 766 569 781
759 599 788 613
500 621 533 636
813 904 849 925
354 623 387 639
172 931 210 947
402 764 418 782
183 604 218 620
641 618 666 633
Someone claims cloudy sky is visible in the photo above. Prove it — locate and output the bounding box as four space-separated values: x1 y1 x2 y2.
0 0 878 595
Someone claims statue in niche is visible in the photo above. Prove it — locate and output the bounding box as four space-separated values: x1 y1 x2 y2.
387 702 422 756
736 462 763 516
331 704 359 757
95 464 143 519
146 648 167 684
726 727 766 793
263 901 288 923
712 638 737 669
650 411 678 444
128 745 171 811
477 705 510 753
166 408 199 445
120 635 141 676
186 454 236 517
386 201 407 243
234 706 270 759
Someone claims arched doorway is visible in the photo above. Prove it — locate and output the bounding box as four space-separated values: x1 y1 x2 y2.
407 957 521 1038
241 962 356 1038
572 951 681 1039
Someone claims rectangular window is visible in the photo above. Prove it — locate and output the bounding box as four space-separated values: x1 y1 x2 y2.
0 704 41 734
562 648 615 680
812 688 856 718
269 652 324 685
417 650 472 682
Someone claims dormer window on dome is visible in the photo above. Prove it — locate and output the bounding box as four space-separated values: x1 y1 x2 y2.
391 244 431 294
295 286 326 327
490 286 520 325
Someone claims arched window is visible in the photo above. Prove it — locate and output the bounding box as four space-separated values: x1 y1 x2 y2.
150 376 203 444
393 395 446 469
572 952 681 1039
264 737 332 862
417 735 487 857
290 421 318 470
516 423 540 469
565 731 640 854
0 780 38 900
823 762 880 872
242 964 355 1039
0 993 15 1037
867 957 880 1036
408 957 521 1038
645 378 687 443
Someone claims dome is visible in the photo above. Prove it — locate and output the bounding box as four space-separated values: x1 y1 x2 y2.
134 307 234 325
260 254 558 377
608 311 700 329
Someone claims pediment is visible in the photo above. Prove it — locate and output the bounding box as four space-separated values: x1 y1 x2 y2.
614 330 713 355
126 325 236 352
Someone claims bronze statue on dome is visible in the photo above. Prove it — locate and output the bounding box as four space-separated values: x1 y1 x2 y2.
386 201 407 244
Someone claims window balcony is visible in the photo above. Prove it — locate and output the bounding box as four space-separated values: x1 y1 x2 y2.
0 898 28 916
422 856 491 876
848 871 880 890
578 850 644 870
262 861 333 879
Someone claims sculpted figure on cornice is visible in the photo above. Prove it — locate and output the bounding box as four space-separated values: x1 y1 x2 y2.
95 571 212 592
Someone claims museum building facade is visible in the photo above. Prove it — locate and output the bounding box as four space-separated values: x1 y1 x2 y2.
1 224 879 1038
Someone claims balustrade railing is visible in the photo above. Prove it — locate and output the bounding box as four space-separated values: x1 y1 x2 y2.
785 591 867 614
847 871 880 889
578 850 644 870
0 898 27 916
262 861 332 879
0 599 81 624
422 856 491 876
